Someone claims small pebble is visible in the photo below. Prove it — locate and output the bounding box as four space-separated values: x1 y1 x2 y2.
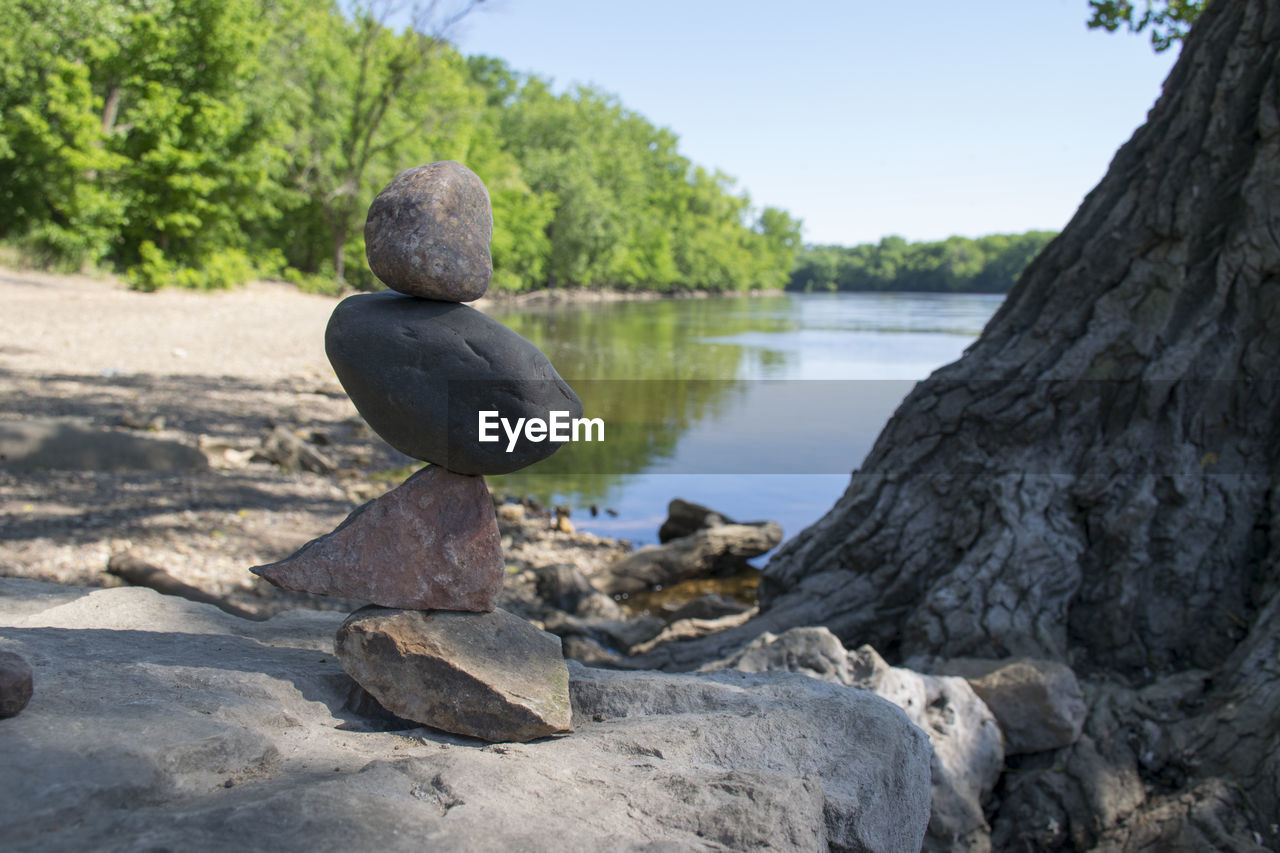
0 651 34 718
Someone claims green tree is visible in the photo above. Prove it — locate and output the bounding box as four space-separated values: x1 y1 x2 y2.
747 206 803 291
1 2 800 294
0 0 289 285
113 0 289 288
274 0 484 286
1087 0 1209 51
786 231 1057 293
0 0 127 267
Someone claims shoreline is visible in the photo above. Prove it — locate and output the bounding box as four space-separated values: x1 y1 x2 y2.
471 285 782 311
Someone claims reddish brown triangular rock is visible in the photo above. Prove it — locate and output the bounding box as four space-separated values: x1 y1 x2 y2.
251 465 503 610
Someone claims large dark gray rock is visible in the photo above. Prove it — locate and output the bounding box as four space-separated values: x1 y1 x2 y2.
326 292 582 475
0 578 932 852
364 161 493 302
335 606 572 743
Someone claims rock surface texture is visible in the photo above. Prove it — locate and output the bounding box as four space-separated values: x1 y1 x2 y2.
251 465 503 611
933 656 1087 755
325 292 582 474
0 579 932 852
364 161 493 302
705 627 1004 853
335 605 571 743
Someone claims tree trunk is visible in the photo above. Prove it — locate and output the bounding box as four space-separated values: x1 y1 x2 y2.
631 0 1280 842
101 85 122 136
332 221 348 284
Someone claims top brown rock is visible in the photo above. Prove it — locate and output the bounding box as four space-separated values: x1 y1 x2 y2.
365 161 493 301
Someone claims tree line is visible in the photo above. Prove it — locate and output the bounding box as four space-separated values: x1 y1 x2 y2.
787 231 1058 294
0 0 801 293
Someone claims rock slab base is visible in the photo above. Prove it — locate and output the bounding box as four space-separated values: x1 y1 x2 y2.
0 578 932 852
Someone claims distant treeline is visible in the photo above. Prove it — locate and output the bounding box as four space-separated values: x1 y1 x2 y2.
789 231 1057 293
0 0 800 293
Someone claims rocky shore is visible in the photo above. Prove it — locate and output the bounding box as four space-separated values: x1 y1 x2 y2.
0 263 1052 850
4 257 1264 849
0 576 933 851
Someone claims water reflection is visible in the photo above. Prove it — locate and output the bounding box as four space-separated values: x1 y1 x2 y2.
488 292 1003 544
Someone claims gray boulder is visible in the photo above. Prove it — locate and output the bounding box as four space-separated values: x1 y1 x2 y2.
326 292 582 475
849 646 1003 853
569 664 933 852
364 161 493 302
530 562 622 620
629 609 759 657
713 624 852 684
0 578 931 852
706 627 1005 853
933 656 1087 755
540 610 666 655
252 424 336 474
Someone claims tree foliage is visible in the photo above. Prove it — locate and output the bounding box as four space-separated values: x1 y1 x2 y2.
788 231 1056 294
0 1 802 293
1087 0 1209 52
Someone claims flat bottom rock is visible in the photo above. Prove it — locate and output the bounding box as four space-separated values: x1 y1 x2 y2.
0 578 932 852
336 606 571 743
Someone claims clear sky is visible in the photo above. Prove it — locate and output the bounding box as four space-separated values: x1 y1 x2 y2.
448 0 1179 247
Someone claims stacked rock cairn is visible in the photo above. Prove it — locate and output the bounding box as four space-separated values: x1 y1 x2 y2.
251 161 582 743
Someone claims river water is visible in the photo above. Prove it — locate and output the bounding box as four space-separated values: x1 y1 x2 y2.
488 291 1004 548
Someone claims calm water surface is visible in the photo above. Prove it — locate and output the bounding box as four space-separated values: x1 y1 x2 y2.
488 292 1003 547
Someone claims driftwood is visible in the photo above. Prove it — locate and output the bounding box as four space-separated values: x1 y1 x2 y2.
595 521 782 596
252 425 336 474
107 553 263 621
